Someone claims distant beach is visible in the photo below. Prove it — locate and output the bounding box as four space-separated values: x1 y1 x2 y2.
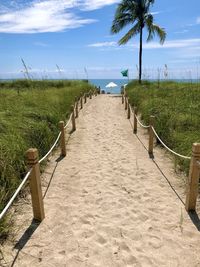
89 79 128 94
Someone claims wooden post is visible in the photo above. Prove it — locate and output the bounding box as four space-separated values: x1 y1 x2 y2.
122 94 124 104
127 99 131 119
121 86 124 95
185 143 200 212
133 107 138 134
26 148 45 221
75 97 79 118
89 91 92 99
59 121 66 157
71 105 76 131
125 95 128 110
80 95 83 109
148 116 155 157
84 93 87 103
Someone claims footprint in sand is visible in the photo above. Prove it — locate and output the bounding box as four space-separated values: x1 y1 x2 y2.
148 235 163 249
120 241 131 252
96 234 107 245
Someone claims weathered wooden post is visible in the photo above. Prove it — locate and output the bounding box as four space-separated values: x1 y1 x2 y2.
71 105 76 131
121 86 124 95
80 95 83 109
26 148 45 221
133 107 138 134
75 97 79 118
185 143 200 212
84 93 87 104
122 94 124 104
59 121 66 157
127 99 131 119
89 91 92 99
148 115 155 157
125 95 128 110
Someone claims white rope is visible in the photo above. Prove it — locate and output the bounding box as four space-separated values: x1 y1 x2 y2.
129 107 150 129
0 169 32 221
64 113 72 129
0 112 74 220
39 132 61 164
39 113 73 164
152 127 191 160
135 115 150 129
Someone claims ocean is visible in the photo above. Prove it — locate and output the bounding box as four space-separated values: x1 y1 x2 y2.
89 79 129 94
89 79 200 94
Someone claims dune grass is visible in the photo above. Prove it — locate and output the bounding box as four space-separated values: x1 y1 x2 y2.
0 80 94 241
126 80 200 174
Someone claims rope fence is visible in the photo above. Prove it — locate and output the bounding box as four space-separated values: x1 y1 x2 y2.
0 88 98 223
122 88 200 213
134 114 150 129
151 127 191 160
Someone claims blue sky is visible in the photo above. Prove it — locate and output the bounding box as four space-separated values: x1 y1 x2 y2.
0 0 199 79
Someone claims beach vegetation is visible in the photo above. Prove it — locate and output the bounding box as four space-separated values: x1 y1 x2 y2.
0 79 93 241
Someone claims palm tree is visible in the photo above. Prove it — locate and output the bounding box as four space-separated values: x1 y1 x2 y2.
111 0 166 83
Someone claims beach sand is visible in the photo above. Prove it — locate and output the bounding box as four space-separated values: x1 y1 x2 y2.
1 94 200 266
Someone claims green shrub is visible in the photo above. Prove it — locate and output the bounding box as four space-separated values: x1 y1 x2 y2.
0 80 93 240
126 81 200 174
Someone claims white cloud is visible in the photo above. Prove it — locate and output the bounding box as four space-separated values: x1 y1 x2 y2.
80 0 119 11
174 29 189 34
151 11 160 15
88 41 117 47
89 38 200 50
197 17 200 24
141 38 200 49
34 42 49 47
0 0 119 34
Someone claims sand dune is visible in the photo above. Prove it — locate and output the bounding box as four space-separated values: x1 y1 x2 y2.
1 95 200 267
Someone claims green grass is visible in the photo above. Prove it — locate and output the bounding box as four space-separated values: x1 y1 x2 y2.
126 80 200 174
0 80 94 241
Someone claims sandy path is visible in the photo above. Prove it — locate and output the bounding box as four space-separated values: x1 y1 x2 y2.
2 95 200 266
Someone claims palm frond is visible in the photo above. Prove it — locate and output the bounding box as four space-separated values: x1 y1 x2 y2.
111 0 138 34
111 14 133 34
149 23 166 44
119 22 140 45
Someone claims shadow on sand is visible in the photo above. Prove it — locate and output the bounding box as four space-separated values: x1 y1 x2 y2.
130 127 200 231
11 219 40 267
10 152 66 266
188 211 200 231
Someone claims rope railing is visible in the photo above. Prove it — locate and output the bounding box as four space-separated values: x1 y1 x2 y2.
135 114 150 129
122 87 200 212
129 105 150 129
0 88 97 222
124 94 190 160
0 169 32 221
151 127 191 160
64 113 73 129
39 132 62 164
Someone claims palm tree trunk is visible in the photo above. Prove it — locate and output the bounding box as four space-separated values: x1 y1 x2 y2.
139 27 143 84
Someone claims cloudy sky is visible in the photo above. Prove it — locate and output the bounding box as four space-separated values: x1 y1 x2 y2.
0 0 199 79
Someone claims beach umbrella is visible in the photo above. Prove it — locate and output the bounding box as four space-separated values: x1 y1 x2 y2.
105 82 118 88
